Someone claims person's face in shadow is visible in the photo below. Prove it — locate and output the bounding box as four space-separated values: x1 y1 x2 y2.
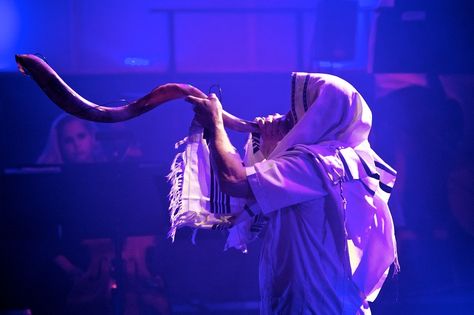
58 120 95 163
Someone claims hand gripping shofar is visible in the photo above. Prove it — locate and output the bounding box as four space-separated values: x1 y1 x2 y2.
15 54 258 133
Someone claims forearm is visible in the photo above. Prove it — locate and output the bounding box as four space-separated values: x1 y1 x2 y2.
184 93 253 198
208 122 253 198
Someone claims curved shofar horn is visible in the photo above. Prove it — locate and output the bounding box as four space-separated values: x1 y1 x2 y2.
15 54 258 133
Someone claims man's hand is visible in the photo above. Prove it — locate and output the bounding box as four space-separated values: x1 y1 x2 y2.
256 113 291 158
185 93 223 131
185 93 252 198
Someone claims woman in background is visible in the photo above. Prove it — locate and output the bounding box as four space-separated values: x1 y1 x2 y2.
35 114 169 315
37 114 105 164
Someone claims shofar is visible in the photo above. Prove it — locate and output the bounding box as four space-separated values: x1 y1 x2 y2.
15 54 258 133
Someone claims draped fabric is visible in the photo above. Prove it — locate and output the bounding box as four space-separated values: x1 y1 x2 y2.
167 73 398 312
243 73 398 302
167 120 246 242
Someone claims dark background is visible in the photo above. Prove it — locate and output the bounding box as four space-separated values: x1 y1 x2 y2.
1 0 473 314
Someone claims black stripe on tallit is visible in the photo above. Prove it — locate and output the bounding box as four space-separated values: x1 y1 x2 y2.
211 164 225 214
291 73 298 124
252 132 261 153
355 152 376 177
217 172 223 213
355 152 393 194
244 204 255 217
216 182 222 214
210 164 215 213
368 173 381 180
361 180 376 196
224 191 231 214
339 153 353 181
303 74 310 112
200 156 233 215
210 173 230 214
375 161 396 176
379 182 393 193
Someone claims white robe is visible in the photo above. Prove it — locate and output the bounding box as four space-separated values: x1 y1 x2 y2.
247 151 369 314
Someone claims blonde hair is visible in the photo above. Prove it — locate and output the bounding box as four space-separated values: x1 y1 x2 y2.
37 114 103 164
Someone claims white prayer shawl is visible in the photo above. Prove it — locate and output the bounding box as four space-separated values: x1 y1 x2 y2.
167 72 398 301
243 72 398 301
167 120 245 241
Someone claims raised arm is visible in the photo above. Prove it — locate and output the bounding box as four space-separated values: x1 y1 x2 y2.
185 94 252 198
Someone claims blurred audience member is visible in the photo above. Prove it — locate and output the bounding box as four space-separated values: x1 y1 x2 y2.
37 114 106 164
32 114 169 315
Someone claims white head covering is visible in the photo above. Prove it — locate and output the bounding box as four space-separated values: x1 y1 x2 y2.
273 72 372 156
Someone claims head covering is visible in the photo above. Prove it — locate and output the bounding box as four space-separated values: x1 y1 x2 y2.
244 72 398 301
250 73 372 158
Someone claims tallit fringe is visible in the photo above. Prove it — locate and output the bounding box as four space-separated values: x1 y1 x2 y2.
167 148 186 242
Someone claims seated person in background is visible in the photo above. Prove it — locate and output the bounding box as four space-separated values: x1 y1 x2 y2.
37 114 106 164
34 114 169 315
